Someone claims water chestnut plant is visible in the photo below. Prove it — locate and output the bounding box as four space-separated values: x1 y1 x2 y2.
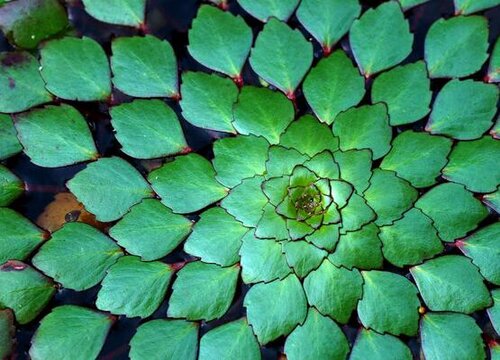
0 0 499 359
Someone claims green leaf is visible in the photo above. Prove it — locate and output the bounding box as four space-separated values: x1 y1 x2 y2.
199 319 260 360
425 15 489 78
349 1 413 76
305 224 340 251
0 261 55 324
483 189 500 214
29 305 112 360
0 208 44 264
304 151 340 180
421 312 486 360
284 308 349 360
168 261 239 321
184 207 246 267
296 0 361 53
0 52 51 113
180 71 238 133
14 104 97 168
338 193 376 233
111 35 178 98
379 208 443 267
239 231 290 284
0 114 21 160
68 157 152 222
358 270 420 336
350 328 412 360
380 131 452 188
149 153 227 214
488 289 500 335
454 0 500 14
96 256 173 318
333 149 372 194
329 223 383 270
233 86 294 144
109 199 192 261
265 147 308 178
280 115 339 157
237 0 300 21
249 18 313 95
364 169 418 226
0 164 22 206
488 38 500 83
82 0 145 26
33 222 123 291
415 183 488 242
442 136 500 193
397 0 430 10
371 61 431 125
221 176 267 227
458 223 500 285
411 255 491 313
213 135 270 188
110 99 187 159
426 79 498 140
255 202 289 240
303 50 365 125
188 5 252 78
332 103 391 160
0 0 68 49
130 319 198 360
0 310 13 359
40 37 111 101
283 241 327 278
303 259 362 324
244 274 307 344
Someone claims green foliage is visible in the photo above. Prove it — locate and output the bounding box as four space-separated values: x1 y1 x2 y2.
0 1 498 357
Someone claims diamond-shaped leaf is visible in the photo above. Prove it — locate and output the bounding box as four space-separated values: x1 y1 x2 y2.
40 37 111 101
457 223 500 285
237 0 300 22
283 241 327 278
426 79 498 140
82 0 145 26
199 319 260 360
349 2 413 76
184 207 247 267
33 222 123 291
454 0 500 15
249 18 313 95
380 131 452 188
0 164 23 206
29 305 112 360
0 52 51 113
358 270 420 336
244 274 307 344
371 61 431 126
442 136 500 193
0 114 21 160
415 183 488 242
284 308 349 360
488 38 500 83
96 256 173 318
296 0 361 53
410 255 491 313
420 312 486 360
68 157 152 222
332 104 391 160
111 35 178 98
110 99 187 159
167 261 239 321
425 15 489 78
14 104 98 168
149 153 228 214
129 319 198 360
0 261 55 324
109 199 192 261
350 328 412 360
188 5 252 78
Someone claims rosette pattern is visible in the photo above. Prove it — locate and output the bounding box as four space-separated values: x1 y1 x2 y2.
0 0 499 359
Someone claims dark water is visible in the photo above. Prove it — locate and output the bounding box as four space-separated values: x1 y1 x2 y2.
2 0 499 359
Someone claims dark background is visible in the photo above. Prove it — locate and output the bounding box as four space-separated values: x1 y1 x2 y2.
1 0 499 358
